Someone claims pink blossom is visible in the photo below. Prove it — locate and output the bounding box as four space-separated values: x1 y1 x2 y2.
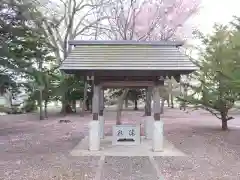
107 0 201 40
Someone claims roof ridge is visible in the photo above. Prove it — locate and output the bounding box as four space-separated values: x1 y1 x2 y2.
68 40 184 47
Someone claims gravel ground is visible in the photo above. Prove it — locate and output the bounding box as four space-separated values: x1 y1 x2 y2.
0 113 99 180
156 108 240 180
1 108 240 180
101 156 158 180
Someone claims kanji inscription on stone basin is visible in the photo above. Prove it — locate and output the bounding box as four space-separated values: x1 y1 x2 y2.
112 125 140 145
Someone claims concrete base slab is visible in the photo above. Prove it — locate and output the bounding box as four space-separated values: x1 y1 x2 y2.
152 121 163 152
144 116 154 139
98 116 104 139
70 136 186 157
89 121 100 151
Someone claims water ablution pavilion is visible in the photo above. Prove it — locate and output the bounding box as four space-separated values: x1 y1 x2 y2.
60 40 197 153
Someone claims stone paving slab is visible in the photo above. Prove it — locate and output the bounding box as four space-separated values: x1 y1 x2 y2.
100 156 159 180
70 136 186 157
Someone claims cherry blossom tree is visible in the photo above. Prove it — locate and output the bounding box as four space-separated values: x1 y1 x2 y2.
96 0 201 124
98 0 201 41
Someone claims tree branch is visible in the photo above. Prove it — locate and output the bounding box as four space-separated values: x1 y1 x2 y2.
75 16 109 37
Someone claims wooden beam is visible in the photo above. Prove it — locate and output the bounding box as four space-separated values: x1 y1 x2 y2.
98 76 157 81
100 81 154 88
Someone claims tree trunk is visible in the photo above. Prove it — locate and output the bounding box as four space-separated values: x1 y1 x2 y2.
160 98 164 114
116 89 129 125
124 99 128 108
182 85 187 111
61 101 73 114
167 97 170 107
221 119 228 130
65 104 73 114
60 91 74 115
168 83 174 108
61 93 67 116
221 111 228 130
168 81 172 108
79 100 84 117
39 90 44 120
38 57 44 120
54 101 58 106
90 83 93 113
83 81 88 112
144 103 147 116
170 93 174 108
44 100 48 119
134 99 138 110
86 98 90 111
72 100 76 113
179 84 182 110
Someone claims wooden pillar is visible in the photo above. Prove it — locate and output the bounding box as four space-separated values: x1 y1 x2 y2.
153 81 162 121
145 87 152 116
144 86 154 139
152 79 164 152
99 88 104 116
92 83 100 120
99 87 104 139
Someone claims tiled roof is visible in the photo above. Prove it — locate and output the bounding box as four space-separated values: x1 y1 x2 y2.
60 40 197 71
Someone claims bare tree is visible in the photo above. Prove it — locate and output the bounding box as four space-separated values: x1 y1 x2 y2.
31 0 109 114
33 0 109 63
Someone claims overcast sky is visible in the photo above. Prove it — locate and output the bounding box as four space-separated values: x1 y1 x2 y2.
195 0 240 34
49 0 240 38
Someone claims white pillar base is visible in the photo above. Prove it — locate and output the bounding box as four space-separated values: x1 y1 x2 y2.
89 121 100 151
98 115 105 139
144 116 154 139
152 121 164 152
